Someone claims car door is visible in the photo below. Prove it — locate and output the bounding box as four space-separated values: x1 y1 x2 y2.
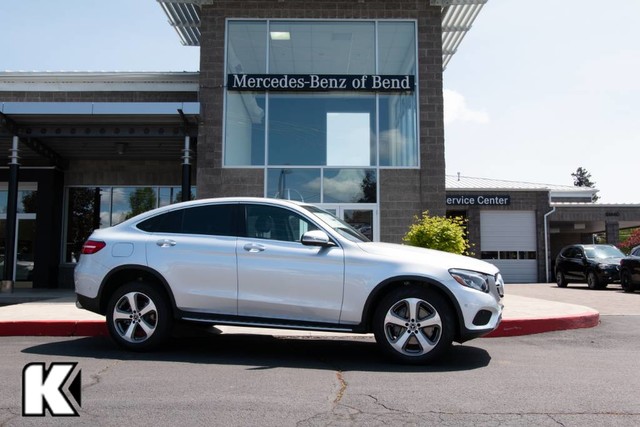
563 247 585 280
142 203 239 315
236 204 345 324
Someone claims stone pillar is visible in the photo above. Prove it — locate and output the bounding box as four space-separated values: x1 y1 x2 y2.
605 221 620 245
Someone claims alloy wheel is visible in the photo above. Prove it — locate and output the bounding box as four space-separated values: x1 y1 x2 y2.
383 297 442 357
112 291 159 343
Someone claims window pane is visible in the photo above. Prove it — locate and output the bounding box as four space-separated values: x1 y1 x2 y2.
137 210 183 233
269 21 375 74
323 169 377 203
65 187 103 262
379 94 417 166
227 21 267 73
378 22 416 74
245 204 316 242
182 205 237 236
225 92 266 165
343 209 374 241
268 94 375 166
266 168 321 203
111 187 157 226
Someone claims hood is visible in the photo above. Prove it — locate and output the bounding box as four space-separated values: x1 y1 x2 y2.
593 257 623 265
356 242 500 276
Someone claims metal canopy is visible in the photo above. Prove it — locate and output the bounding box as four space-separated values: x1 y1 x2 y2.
0 104 199 167
157 0 486 70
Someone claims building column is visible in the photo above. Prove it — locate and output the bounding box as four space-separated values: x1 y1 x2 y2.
181 135 191 202
605 221 620 246
1 136 20 293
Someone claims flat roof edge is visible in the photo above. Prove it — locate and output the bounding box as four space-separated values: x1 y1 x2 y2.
0 71 199 92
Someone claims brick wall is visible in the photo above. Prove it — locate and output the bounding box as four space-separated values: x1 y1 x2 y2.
197 0 446 242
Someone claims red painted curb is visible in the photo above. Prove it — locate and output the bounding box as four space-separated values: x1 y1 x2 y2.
0 320 108 337
0 314 600 338
484 312 600 338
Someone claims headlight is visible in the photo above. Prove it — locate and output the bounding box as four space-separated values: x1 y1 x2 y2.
598 263 615 270
449 269 490 293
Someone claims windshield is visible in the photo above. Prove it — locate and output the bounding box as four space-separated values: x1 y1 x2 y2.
301 205 370 243
584 246 624 259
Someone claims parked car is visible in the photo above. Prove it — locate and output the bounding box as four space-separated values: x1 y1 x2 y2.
75 197 504 364
555 244 624 289
620 245 640 293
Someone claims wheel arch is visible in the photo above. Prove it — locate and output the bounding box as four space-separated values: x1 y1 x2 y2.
360 276 463 340
97 265 177 316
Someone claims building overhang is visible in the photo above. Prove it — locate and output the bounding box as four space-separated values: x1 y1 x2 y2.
157 0 487 70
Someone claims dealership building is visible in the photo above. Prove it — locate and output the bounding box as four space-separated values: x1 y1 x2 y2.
1 0 639 289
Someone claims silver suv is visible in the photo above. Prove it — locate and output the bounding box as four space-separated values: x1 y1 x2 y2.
75 197 504 364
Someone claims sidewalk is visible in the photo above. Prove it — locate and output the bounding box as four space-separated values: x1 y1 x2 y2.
0 284 604 338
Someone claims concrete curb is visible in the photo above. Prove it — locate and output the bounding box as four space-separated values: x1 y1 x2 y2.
0 313 601 338
485 312 600 338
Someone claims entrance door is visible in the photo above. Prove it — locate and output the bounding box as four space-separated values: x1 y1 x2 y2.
321 205 378 241
0 216 36 287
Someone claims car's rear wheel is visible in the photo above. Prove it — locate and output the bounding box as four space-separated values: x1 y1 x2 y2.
621 270 635 293
587 272 602 290
373 286 454 364
106 282 172 351
556 271 568 288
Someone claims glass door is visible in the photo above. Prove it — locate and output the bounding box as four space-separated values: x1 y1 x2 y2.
0 216 36 287
320 205 378 241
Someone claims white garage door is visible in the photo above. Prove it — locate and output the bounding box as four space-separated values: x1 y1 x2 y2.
480 211 537 283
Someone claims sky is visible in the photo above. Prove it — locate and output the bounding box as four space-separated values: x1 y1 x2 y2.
1 0 639 204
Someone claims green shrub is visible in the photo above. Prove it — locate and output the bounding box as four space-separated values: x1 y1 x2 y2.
403 212 470 255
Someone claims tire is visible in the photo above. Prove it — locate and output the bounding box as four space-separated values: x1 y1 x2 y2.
621 270 635 293
373 286 454 364
556 271 568 288
106 282 172 351
587 272 602 290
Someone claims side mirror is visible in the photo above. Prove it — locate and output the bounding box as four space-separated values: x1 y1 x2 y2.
301 230 335 247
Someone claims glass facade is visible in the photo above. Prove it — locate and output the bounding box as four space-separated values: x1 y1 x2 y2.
224 19 418 208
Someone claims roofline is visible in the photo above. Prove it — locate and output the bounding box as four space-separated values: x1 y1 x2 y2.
0 71 199 92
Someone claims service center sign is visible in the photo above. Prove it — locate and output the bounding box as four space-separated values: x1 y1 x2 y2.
446 195 511 206
227 74 415 92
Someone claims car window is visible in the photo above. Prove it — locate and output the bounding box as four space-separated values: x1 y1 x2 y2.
137 210 183 233
633 248 640 257
244 205 318 242
591 246 624 259
137 204 237 236
583 248 595 259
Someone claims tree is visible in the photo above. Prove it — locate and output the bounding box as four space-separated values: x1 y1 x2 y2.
619 228 640 253
403 211 470 255
571 167 599 201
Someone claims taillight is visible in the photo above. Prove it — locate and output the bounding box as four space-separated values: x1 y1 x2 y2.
82 240 106 254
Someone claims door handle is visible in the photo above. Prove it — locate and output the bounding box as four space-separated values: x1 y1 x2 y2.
156 239 177 248
243 243 265 253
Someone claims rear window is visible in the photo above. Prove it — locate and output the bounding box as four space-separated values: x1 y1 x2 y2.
137 204 237 236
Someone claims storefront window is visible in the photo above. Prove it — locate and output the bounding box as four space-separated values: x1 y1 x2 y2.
266 168 321 203
377 22 416 74
225 18 418 186
379 94 417 166
224 92 266 166
268 94 376 166
323 169 376 203
268 21 375 74
0 190 38 214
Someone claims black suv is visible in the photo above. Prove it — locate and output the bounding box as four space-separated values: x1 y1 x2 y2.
620 245 640 293
555 244 624 289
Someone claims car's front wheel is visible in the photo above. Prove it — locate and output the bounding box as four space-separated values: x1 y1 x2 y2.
106 282 172 351
373 286 454 364
556 271 568 288
587 271 603 290
621 270 635 293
